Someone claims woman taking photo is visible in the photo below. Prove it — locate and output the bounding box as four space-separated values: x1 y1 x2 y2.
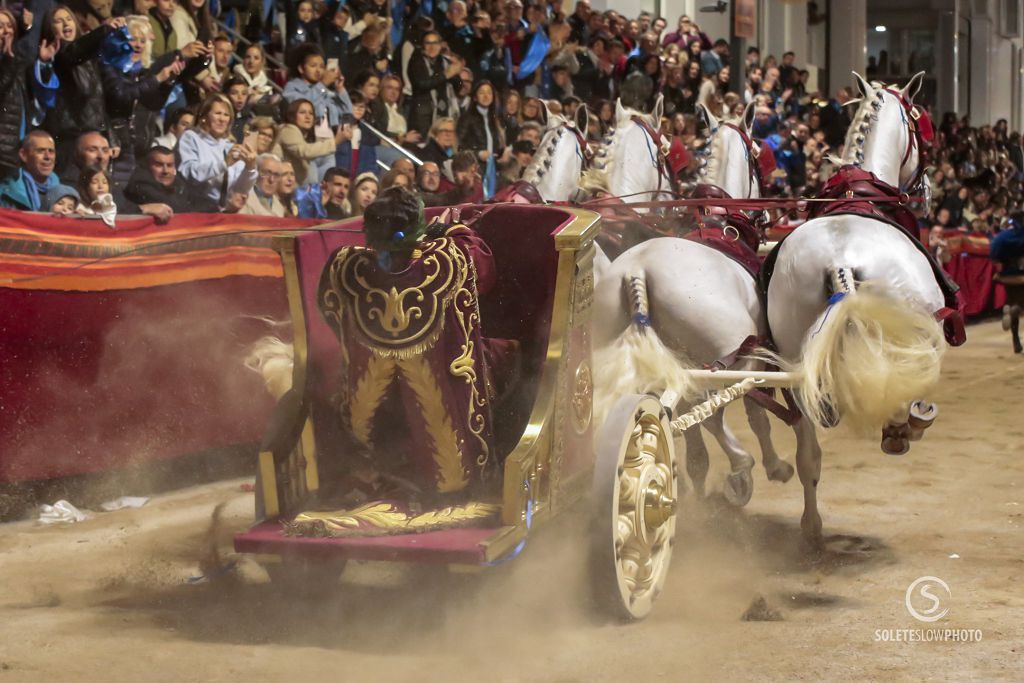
103 14 188 184
177 93 258 207
271 97 346 185
407 30 463 136
457 79 504 164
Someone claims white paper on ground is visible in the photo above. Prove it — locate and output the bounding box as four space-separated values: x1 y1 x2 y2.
38 500 90 524
99 496 150 512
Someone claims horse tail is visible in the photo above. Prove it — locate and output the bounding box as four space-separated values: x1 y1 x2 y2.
593 272 698 426
792 267 945 432
244 336 294 399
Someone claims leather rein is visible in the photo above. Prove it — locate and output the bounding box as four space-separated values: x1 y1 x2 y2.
630 114 683 197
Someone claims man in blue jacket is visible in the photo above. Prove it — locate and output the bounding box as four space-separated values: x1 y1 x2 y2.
0 130 61 211
991 212 1024 352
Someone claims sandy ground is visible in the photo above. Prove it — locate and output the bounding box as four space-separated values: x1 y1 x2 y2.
0 319 1022 682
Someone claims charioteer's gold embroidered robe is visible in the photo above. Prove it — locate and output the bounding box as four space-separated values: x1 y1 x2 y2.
318 224 508 495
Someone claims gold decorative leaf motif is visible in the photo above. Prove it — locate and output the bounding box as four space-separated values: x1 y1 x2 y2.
285 500 501 537
399 355 468 493
349 354 396 448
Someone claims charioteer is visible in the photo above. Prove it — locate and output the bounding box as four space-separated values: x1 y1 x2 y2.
311 187 517 524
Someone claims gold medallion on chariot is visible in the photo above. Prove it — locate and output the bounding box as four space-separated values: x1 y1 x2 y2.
572 361 593 434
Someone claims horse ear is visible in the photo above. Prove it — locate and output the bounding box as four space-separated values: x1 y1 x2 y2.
852 71 873 99
575 103 589 131
742 101 756 134
539 101 550 127
696 103 717 133
651 93 664 123
615 98 630 125
902 71 925 103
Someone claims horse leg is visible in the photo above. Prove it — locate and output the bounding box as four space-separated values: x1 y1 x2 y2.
794 416 824 547
743 395 795 483
1012 306 1022 354
680 425 710 499
701 409 756 507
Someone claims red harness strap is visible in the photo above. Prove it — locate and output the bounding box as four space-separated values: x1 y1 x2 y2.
630 114 683 196
705 335 803 426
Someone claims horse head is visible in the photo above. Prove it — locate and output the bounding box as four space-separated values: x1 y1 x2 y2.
697 101 761 199
844 71 928 192
523 103 591 202
586 94 671 204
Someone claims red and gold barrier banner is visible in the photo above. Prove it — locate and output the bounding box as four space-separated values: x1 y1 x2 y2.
0 209 321 291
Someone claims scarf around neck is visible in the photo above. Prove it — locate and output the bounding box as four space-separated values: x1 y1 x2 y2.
23 172 58 212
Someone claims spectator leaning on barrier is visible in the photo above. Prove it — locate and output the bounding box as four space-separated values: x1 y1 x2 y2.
124 144 219 213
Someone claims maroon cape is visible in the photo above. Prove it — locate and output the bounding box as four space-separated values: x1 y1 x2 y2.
318 224 504 495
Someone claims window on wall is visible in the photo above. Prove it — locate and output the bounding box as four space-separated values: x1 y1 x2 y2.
1004 0 1021 37
957 17 971 116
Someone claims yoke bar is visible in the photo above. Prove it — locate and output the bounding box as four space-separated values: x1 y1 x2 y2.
684 369 799 388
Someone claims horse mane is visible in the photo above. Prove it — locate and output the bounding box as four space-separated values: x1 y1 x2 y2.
523 124 566 184
697 123 728 186
841 85 887 167
580 127 616 194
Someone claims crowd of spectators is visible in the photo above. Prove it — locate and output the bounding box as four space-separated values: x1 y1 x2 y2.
0 0 1020 238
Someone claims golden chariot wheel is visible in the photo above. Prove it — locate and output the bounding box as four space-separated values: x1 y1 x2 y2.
590 394 679 621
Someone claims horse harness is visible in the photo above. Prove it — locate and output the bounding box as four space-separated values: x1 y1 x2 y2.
630 114 683 196
717 122 766 197
883 87 935 195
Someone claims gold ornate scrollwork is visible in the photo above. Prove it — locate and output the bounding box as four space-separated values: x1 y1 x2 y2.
572 361 593 434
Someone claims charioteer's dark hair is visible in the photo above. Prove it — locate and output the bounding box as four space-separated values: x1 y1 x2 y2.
363 186 425 251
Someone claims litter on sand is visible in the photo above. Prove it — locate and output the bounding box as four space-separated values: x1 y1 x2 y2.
38 500 90 525
99 496 150 512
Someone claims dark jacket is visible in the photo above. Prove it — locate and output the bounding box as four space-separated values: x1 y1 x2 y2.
343 40 389 83
102 51 179 165
318 0 349 61
407 50 461 136
457 106 504 160
0 51 30 180
44 24 114 145
411 137 453 168
123 166 220 213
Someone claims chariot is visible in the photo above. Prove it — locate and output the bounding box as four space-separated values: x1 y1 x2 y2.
231 203 711 620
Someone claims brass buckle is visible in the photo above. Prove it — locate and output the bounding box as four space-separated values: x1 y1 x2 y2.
910 106 921 120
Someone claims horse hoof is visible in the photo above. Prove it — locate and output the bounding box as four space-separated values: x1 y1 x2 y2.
766 460 795 483
881 436 910 455
723 469 754 507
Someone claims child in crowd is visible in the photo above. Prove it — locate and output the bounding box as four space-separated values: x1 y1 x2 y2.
224 78 254 141
282 44 352 127
46 186 81 216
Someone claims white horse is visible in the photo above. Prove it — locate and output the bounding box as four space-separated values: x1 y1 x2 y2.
765 72 947 544
593 103 795 506
522 104 590 202
582 95 673 204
